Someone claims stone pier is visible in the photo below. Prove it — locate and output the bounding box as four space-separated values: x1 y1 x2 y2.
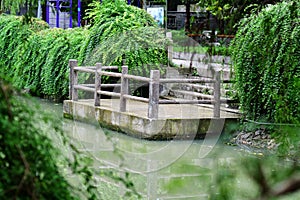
63 99 240 140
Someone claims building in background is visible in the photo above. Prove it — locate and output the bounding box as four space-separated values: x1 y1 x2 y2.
144 0 218 33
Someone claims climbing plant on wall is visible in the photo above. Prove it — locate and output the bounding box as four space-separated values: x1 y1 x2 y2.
231 0 300 124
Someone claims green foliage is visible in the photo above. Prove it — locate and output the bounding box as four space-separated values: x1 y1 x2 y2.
84 26 168 77
0 14 89 101
198 0 282 33
210 164 238 200
274 125 300 159
0 0 168 100
0 0 39 14
0 79 99 199
231 1 300 124
80 0 158 65
210 150 300 200
0 79 142 199
16 28 89 100
0 15 48 81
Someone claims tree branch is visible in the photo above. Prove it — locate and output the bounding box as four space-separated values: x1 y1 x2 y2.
0 83 13 121
272 176 300 197
15 145 31 200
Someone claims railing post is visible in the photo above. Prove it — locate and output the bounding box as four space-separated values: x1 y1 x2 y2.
94 63 102 106
166 32 173 63
120 66 128 112
213 70 221 118
148 70 160 119
69 59 78 101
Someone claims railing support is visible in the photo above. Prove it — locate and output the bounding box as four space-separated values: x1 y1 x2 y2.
120 66 128 112
69 60 231 119
94 63 102 106
213 70 221 118
69 59 78 101
166 32 173 64
148 70 160 119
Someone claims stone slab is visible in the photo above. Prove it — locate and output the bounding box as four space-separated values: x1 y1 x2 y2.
63 99 240 140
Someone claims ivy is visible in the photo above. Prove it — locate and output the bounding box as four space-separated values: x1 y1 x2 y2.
231 1 300 124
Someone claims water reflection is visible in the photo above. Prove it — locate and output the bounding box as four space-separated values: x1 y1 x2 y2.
40 99 244 199
63 118 244 199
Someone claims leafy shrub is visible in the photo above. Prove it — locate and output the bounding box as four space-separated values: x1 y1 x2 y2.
0 14 88 101
39 28 89 100
0 0 168 100
79 0 166 72
0 15 48 80
0 79 141 199
0 79 98 199
15 28 89 100
84 26 169 76
231 1 300 124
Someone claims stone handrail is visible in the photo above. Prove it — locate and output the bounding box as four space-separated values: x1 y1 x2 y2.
69 59 224 119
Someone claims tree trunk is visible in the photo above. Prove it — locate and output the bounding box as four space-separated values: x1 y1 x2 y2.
185 1 191 33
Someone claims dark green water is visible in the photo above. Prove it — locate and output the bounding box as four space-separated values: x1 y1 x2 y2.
39 98 253 199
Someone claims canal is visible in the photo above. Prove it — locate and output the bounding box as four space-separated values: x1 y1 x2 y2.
40 98 255 199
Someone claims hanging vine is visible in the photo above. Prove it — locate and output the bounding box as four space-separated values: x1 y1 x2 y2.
0 0 169 100
0 14 88 100
0 14 48 83
231 1 300 124
84 26 169 76
79 0 159 67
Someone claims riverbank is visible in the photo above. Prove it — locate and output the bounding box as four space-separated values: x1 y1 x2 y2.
228 129 278 153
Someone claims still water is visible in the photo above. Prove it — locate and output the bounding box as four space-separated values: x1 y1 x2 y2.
40 99 251 200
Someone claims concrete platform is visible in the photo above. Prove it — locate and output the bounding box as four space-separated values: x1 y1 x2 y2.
63 99 240 140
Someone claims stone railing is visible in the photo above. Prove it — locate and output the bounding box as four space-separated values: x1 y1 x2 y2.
69 59 235 119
